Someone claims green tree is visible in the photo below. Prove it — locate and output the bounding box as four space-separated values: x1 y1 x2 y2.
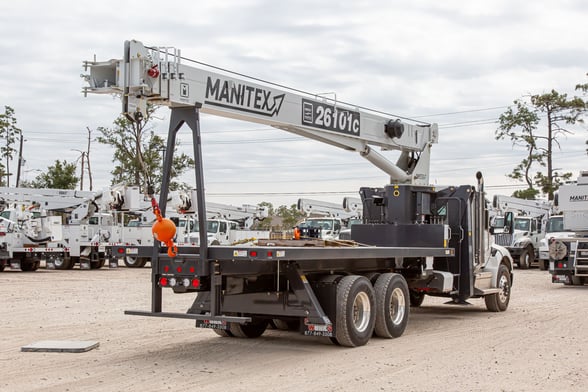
575 80 588 154
96 105 194 193
496 89 585 200
0 106 22 186
24 160 78 189
276 204 306 230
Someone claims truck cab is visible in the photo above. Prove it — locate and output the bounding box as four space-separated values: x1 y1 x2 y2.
538 215 574 270
188 218 269 246
493 214 545 269
297 217 343 240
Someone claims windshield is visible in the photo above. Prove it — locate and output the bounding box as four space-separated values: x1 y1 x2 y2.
299 219 333 230
514 218 530 231
192 220 220 233
546 217 565 233
492 217 504 227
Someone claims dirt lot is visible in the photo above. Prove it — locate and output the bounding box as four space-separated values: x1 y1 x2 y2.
1 265 587 392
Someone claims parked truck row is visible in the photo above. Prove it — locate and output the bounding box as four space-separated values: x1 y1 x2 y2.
0 185 272 271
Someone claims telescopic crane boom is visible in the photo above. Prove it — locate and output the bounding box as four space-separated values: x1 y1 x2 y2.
83 40 438 185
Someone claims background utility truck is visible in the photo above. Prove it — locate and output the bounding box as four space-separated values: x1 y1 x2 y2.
491 195 551 269
549 172 588 285
538 214 573 271
0 187 110 271
82 39 514 347
296 198 362 240
110 190 270 267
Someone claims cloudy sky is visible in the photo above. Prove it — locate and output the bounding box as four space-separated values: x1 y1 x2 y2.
1 0 587 208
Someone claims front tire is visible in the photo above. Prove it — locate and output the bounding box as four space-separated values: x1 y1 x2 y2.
21 257 40 272
53 256 72 270
485 264 511 312
518 247 533 269
374 273 410 338
90 258 105 269
334 275 376 347
124 256 147 268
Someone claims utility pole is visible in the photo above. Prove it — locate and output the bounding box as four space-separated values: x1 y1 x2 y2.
15 133 23 187
5 135 9 186
86 127 93 191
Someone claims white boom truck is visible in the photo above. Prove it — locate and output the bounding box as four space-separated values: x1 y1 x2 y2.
82 40 514 347
105 185 199 267
296 198 362 240
538 214 572 271
186 197 271 246
195 202 270 245
491 195 552 269
110 189 271 266
549 172 588 285
0 187 111 271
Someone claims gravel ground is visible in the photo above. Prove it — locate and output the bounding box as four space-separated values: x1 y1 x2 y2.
1 265 587 392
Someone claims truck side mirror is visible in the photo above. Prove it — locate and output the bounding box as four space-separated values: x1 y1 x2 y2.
504 211 514 234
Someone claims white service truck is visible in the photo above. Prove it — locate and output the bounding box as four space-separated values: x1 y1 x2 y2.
111 193 271 267
491 195 552 269
537 215 574 270
0 187 112 271
296 198 362 240
549 172 588 285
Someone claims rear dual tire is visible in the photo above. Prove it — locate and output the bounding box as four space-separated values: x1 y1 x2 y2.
334 276 376 347
374 273 410 338
333 273 410 347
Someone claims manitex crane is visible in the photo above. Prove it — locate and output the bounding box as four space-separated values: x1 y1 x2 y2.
81 40 512 348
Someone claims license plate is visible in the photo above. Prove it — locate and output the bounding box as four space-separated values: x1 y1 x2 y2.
196 320 228 330
554 274 569 283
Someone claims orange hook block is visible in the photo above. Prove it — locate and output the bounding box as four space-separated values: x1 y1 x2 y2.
151 197 178 258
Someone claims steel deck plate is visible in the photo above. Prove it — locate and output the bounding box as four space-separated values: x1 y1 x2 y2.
21 340 99 353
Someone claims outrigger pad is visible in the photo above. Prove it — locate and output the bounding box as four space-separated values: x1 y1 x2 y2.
21 340 99 353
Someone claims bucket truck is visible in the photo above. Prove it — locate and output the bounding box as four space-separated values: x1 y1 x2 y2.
296 198 362 240
108 189 271 267
491 195 552 269
0 187 110 271
81 40 513 347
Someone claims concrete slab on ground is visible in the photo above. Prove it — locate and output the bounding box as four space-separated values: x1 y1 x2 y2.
21 340 99 353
